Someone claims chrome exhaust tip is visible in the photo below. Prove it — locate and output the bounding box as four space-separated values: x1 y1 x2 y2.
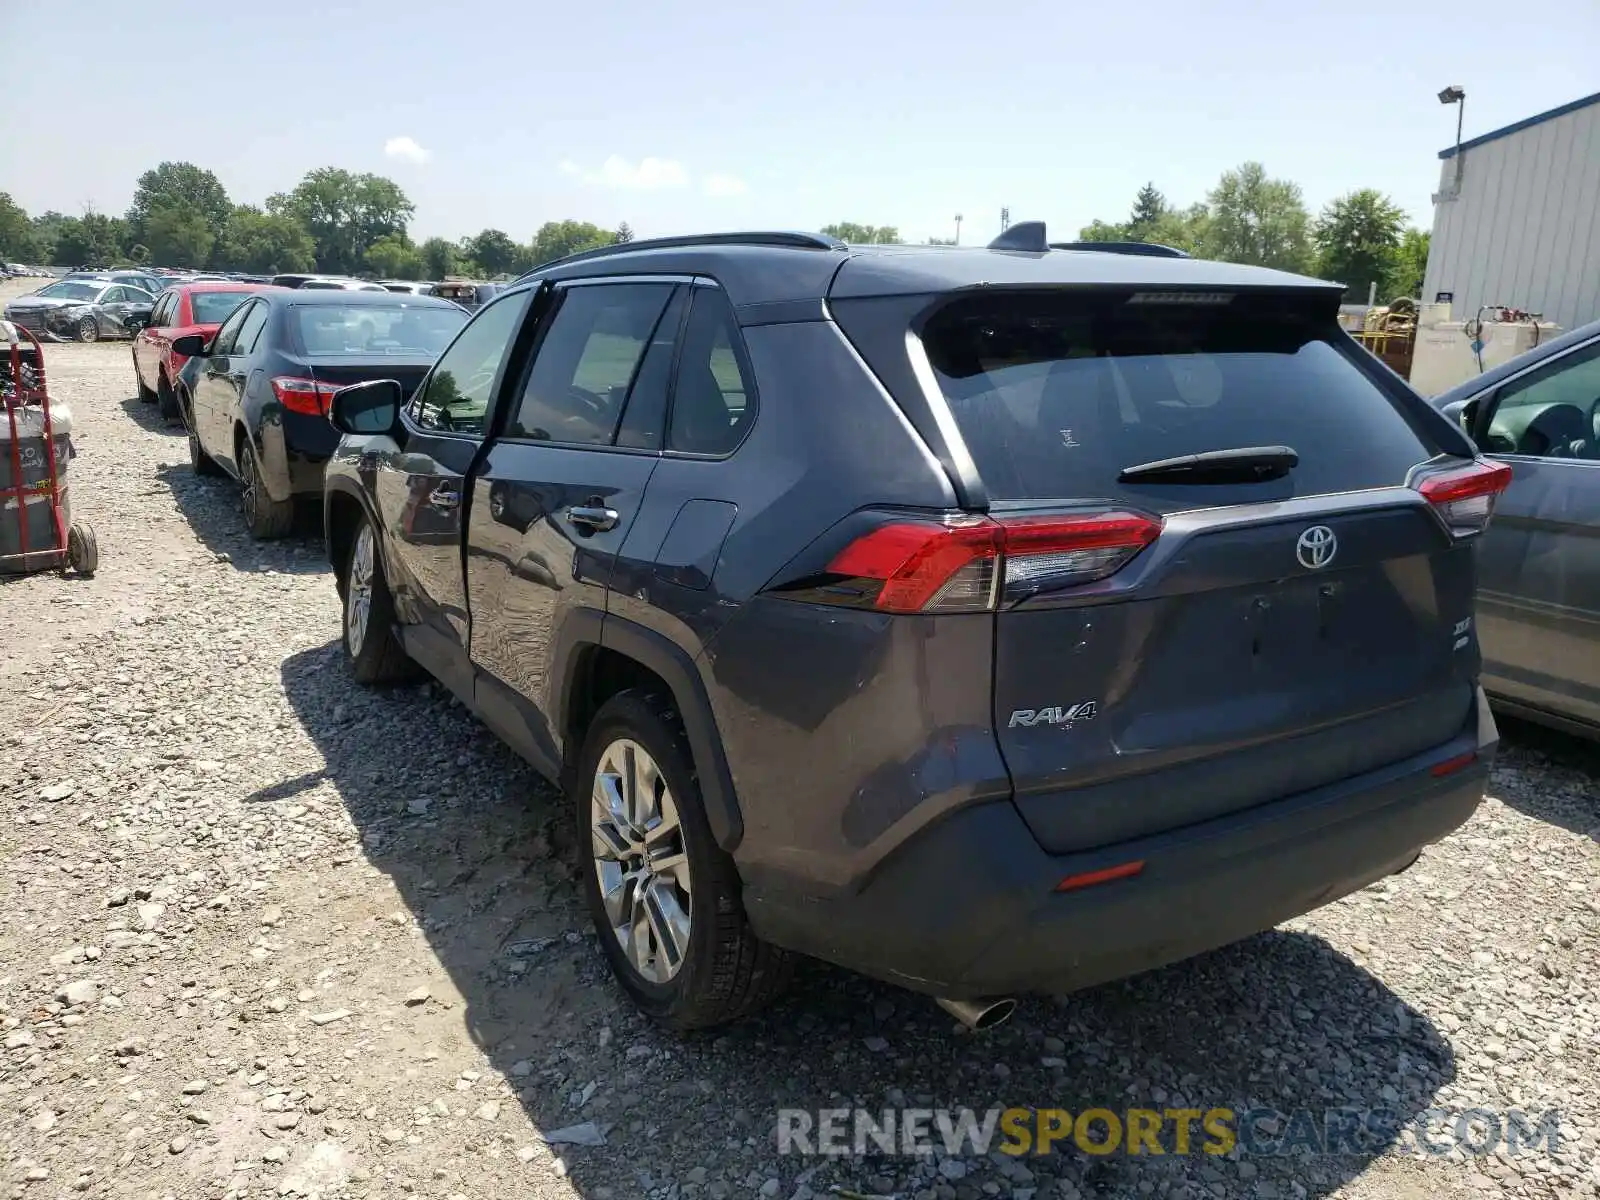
935 996 1017 1031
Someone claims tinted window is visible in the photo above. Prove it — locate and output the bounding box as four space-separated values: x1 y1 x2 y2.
191 291 254 324
232 303 271 356
410 293 528 436
151 293 177 326
616 287 689 450
209 301 255 356
293 302 466 357
922 291 1433 508
508 283 674 444
1483 341 1600 459
667 287 756 455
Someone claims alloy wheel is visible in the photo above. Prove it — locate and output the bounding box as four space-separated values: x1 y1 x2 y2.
591 738 692 983
76 317 98 343
347 525 375 656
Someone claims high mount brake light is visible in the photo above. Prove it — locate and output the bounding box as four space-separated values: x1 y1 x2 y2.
822 511 1163 614
1416 460 1512 537
271 376 342 417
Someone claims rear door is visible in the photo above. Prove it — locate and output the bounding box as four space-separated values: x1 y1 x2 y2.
207 300 270 472
368 290 532 680
916 288 1485 853
1470 335 1600 724
465 278 681 769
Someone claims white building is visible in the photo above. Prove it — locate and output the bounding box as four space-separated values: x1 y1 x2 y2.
1423 91 1600 333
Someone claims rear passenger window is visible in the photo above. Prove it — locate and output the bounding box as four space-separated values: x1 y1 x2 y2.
231 303 270 356
667 286 756 456
508 283 674 444
921 291 1434 509
616 287 688 450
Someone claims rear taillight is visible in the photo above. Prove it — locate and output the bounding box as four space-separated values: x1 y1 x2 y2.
1416 459 1513 537
271 376 341 417
820 511 1162 614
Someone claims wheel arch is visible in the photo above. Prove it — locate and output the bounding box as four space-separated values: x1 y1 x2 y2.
557 611 744 852
324 475 377 596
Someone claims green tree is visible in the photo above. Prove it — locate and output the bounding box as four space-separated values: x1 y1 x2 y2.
1199 162 1313 272
1127 183 1167 239
267 168 414 274
418 236 457 280
1382 228 1431 301
128 162 231 245
53 213 126 267
126 244 150 265
1313 188 1406 301
466 228 519 277
925 235 957 246
215 206 316 275
821 222 902 244
0 193 41 261
614 221 634 244
1076 219 1130 242
144 202 214 268
30 212 71 264
525 220 615 269
365 232 426 279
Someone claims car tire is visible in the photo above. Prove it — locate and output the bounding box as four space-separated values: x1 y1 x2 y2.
577 690 792 1030
341 518 413 684
238 438 295 540
157 375 181 422
135 357 157 403
188 419 221 477
76 317 99 343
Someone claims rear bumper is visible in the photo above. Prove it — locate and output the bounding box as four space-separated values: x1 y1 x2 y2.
744 689 1496 997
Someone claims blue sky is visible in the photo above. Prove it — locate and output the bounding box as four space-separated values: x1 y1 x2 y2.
3 0 1596 245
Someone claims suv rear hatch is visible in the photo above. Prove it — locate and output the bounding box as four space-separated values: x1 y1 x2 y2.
843 285 1504 855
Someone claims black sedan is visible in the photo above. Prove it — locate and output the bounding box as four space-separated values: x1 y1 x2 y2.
173 290 467 538
3 280 156 342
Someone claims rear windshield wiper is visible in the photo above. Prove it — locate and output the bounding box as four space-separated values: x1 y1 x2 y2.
1118 445 1298 484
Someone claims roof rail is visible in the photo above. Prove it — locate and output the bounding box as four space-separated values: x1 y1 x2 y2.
988 221 1049 252
1051 240 1191 259
517 231 847 279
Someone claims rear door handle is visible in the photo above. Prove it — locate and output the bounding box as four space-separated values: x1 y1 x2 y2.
567 504 619 532
429 486 460 509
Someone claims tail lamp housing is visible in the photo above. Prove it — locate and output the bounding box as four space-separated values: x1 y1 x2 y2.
271 376 342 417
1415 459 1513 537
816 510 1163 614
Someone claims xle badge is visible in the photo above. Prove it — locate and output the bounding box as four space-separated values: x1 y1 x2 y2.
1008 701 1098 729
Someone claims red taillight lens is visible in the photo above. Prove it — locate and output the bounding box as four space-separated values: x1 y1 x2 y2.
1416 459 1513 537
823 511 1162 614
271 376 342 417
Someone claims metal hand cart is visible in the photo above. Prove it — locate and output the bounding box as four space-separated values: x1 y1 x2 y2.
1 323 97 576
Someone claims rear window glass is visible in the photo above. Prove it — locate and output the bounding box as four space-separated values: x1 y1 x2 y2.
922 291 1432 507
293 303 467 356
191 292 254 324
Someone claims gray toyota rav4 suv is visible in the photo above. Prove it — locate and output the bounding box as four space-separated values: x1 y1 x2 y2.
322 224 1508 1030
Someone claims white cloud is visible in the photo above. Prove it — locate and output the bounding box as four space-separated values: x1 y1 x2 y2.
701 173 749 198
559 155 691 190
383 136 430 165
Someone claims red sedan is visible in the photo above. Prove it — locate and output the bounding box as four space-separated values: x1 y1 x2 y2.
132 282 285 421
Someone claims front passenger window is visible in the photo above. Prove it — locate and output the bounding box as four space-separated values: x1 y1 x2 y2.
411 292 529 436
1484 341 1600 460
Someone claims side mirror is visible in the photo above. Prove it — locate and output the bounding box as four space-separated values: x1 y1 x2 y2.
330 379 403 436
171 333 208 357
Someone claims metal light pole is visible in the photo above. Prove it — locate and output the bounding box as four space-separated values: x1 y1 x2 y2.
1438 85 1467 197
954 214 963 245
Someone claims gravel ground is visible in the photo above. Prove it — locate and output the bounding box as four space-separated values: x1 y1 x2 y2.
2 298 1598 1200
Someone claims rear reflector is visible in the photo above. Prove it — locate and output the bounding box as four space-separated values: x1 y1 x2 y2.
271 376 342 417
1055 860 1145 892
822 511 1162 614
1430 751 1478 778
1416 459 1512 537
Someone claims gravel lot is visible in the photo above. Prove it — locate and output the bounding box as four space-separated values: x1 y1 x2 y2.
3 286 1598 1200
